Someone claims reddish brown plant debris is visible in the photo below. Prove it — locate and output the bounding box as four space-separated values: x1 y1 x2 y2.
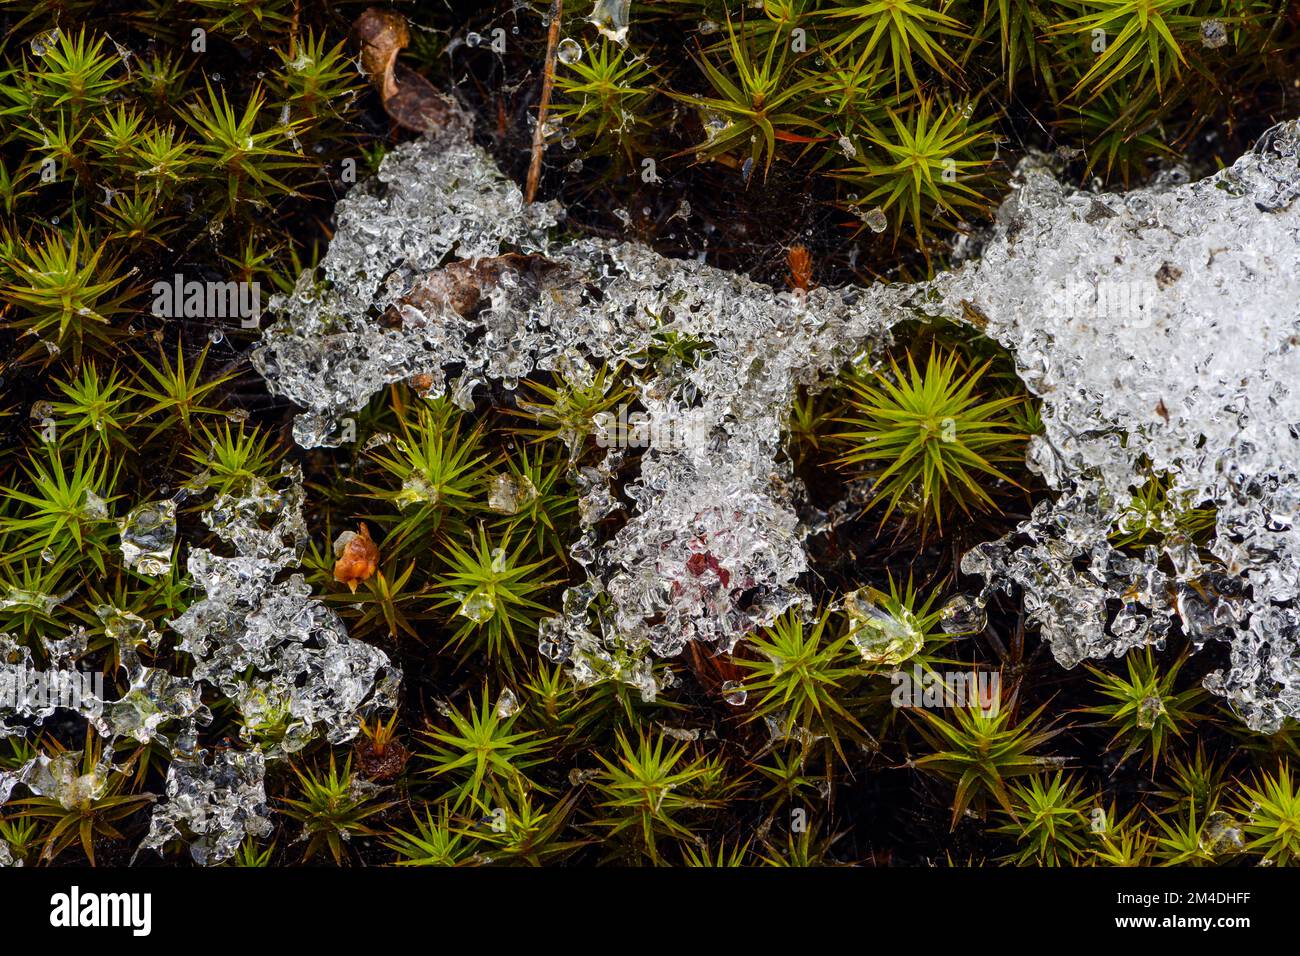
394 254 566 321
787 244 814 292
355 737 410 781
333 522 380 593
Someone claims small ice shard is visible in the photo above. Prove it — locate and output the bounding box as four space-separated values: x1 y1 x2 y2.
457 588 496 624
658 723 701 741
844 591 924 666
83 490 108 519
118 499 177 577
939 594 987 635
97 604 162 655
488 473 538 515
0 585 73 616
1200 18 1228 49
1135 694 1166 730
494 688 519 719
1199 811 1244 856
589 0 631 44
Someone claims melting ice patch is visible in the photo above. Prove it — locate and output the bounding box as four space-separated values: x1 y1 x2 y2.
251 122 1300 731
0 467 400 865
930 122 1300 732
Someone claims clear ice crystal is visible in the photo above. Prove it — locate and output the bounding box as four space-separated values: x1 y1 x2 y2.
0 466 401 865
589 0 632 44
251 112 1300 728
138 745 273 866
169 466 401 755
843 591 925 666
117 498 177 576
488 472 538 515
494 687 519 719
938 121 1300 731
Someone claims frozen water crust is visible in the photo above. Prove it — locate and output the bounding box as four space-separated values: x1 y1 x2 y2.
253 119 1300 733
4 115 1296 865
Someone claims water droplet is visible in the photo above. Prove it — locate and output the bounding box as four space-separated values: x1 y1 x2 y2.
721 680 747 706
557 38 582 66
30 28 60 57
861 206 888 233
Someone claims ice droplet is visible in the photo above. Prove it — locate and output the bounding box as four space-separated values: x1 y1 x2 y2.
1200 18 1228 49
861 206 888 233
1200 811 1244 856
457 588 496 624
30 28 59 56
118 499 177 577
488 472 538 515
589 0 632 44
939 594 987 635
1135 695 1166 730
844 591 925 666
721 680 747 706
494 688 519 719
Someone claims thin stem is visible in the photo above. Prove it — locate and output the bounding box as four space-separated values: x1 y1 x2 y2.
526 0 563 204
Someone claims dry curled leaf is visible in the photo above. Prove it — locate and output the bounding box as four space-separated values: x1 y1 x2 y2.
393 254 566 322
354 7 456 133
333 522 380 593
355 7 407 101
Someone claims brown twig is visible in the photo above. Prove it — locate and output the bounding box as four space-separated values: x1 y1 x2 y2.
525 0 563 204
